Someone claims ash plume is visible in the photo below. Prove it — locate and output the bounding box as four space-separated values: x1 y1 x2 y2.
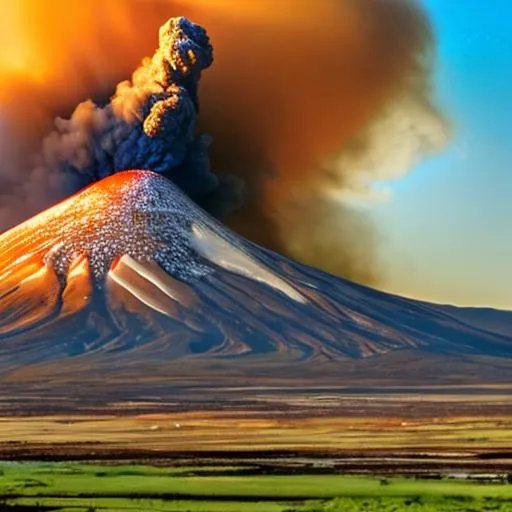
0 0 450 286
0 17 241 222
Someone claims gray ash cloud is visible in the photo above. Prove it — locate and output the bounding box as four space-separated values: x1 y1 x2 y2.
0 17 243 231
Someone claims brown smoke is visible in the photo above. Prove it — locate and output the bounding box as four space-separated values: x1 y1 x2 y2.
0 0 450 285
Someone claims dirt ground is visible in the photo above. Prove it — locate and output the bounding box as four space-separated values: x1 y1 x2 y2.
0 392 511 474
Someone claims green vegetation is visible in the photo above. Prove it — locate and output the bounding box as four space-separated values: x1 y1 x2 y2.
297 496 512 512
0 462 510 511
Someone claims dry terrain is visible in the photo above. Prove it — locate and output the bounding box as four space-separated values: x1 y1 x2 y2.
1 392 511 475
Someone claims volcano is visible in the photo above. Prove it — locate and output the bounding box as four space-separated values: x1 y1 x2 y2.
0 170 511 407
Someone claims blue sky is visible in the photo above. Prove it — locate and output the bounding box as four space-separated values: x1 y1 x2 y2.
379 0 512 309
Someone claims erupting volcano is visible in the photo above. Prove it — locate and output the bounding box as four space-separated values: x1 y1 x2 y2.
0 17 511 407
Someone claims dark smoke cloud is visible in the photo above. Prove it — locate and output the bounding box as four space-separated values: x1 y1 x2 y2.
0 0 450 286
0 18 242 221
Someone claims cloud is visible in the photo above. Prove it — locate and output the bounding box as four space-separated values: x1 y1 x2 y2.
0 0 450 285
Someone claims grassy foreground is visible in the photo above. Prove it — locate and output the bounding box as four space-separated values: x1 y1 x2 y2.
1 463 512 511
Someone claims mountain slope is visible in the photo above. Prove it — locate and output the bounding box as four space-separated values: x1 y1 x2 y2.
0 170 510 389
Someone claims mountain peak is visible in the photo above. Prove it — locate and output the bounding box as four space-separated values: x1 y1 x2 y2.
0 170 510 379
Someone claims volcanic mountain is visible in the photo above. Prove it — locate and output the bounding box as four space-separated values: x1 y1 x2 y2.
0 170 511 406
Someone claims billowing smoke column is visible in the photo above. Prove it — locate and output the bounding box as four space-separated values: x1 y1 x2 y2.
0 0 450 287
26 17 241 219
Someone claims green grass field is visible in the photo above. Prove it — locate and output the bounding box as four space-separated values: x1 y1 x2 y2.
0 463 511 511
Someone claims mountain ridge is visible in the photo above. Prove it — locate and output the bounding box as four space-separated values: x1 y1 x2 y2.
0 170 510 396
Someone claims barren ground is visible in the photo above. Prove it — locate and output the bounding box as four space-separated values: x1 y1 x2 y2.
1 391 511 475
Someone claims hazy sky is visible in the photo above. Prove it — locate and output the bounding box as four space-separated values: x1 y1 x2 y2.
379 0 512 309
